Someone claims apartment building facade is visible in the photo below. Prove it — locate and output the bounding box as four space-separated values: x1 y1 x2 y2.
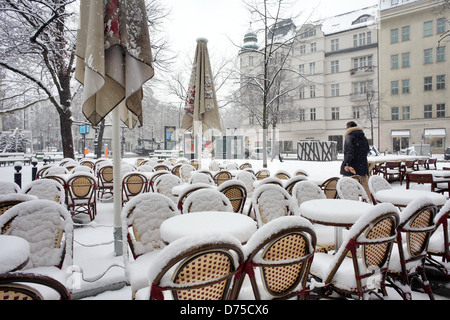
239 0 448 155
378 0 449 154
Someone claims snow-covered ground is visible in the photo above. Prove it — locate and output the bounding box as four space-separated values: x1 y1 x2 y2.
1 155 449 300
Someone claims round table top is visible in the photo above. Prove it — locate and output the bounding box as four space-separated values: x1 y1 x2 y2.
374 189 447 207
0 235 30 273
160 211 258 244
299 199 373 227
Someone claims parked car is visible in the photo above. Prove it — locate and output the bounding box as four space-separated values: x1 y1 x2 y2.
444 147 450 160
250 147 271 160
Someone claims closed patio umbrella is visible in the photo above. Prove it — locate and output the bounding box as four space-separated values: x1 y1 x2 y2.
181 38 222 164
75 0 154 255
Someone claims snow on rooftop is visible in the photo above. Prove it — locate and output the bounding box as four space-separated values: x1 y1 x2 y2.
318 5 379 35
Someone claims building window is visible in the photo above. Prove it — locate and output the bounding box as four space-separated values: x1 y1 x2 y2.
391 107 399 120
310 42 316 52
353 106 360 119
437 103 446 118
401 26 410 41
331 60 339 73
248 56 254 66
332 107 340 120
424 21 433 37
402 79 410 94
424 104 433 118
401 52 410 68
437 75 446 90
310 85 316 98
299 64 305 75
391 80 399 94
299 109 305 121
300 45 306 55
402 106 410 120
424 77 433 91
424 49 433 64
331 84 339 97
391 55 399 69
309 62 315 75
331 39 339 51
299 87 305 99
391 29 399 43
437 18 446 34
437 46 446 62
310 108 316 120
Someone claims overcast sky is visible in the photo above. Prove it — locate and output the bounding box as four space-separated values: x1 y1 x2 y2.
157 0 379 101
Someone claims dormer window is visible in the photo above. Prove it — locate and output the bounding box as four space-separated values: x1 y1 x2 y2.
352 15 372 25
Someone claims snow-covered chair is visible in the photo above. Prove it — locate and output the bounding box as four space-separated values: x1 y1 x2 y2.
121 193 179 298
254 176 283 189
235 216 316 300
368 175 392 204
153 173 181 203
0 193 37 217
71 165 94 175
183 188 233 214
137 164 154 173
179 164 195 183
43 165 69 176
0 199 73 300
66 173 97 221
96 163 114 199
274 169 291 180
319 176 340 199
310 202 400 300
122 172 148 206
139 234 244 300
188 172 215 185
218 180 247 214
21 179 65 205
426 199 450 277
386 197 437 300
0 273 70 300
293 168 309 177
236 170 257 195
148 170 170 192
292 180 326 206
284 175 308 196
255 169 270 180
209 160 221 171
213 170 232 186
176 183 214 212
0 181 20 195
336 177 371 203
251 184 296 227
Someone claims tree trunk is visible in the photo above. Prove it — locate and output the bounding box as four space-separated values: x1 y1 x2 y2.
58 74 75 159
96 119 105 158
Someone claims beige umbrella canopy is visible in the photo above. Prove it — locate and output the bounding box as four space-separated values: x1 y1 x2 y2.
75 0 154 128
181 38 222 135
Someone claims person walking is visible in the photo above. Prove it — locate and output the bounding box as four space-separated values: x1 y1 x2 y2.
340 121 370 197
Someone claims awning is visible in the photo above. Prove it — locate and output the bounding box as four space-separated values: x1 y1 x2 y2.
391 130 410 137
424 129 446 137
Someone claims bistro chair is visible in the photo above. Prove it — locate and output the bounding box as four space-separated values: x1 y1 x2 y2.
66 173 97 221
176 183 214 212
426 199 450 277
233 216 316 300
143 234 244 300
213 170 232 186
122 172 149 206
404 160 418 174
44 165 69 176
251 184 296 227
320 177 340 199
310 203 400 300
293 168 309 177
274 170 291 180
254 176 283 189
183 188 233 214
79 158 95 169
417 159 428 170
209 160 221 171
148 170 170 192
236 170 257 196
0 181 20 195
0 273 70 300
153 173 181 203
189 159 199 170
218 180 247 214
0 194 37 218
427 158 437 170
224 162 239 171
239 162 252 170
0 200 73 298
379 161 405 185
368 175 392 204
171 163 182 177
336 177 371 203
386 197 437 300
137 164 155 173
292 180 326 206
284 175 308 196
154 164 170 171
180 164 196 183
71 165 94 175
22 178 65 205
121 193 179 298
96 163 114 199
36 164 53 179
255 169 270 181
188 172 215 185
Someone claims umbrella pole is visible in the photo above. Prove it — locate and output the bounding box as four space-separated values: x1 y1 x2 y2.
112 106 122 256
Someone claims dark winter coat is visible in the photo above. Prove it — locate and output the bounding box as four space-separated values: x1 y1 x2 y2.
340 126 370 176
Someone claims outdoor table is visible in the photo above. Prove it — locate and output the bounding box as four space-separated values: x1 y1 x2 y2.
160 211 257 244
408 170 450 180
373 189 447 208
298 199 373 252
0 235 30 273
